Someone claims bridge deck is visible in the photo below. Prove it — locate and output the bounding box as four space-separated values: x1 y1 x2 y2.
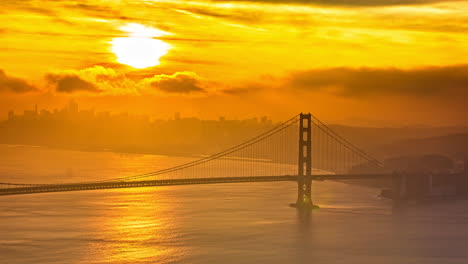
0 174 395 196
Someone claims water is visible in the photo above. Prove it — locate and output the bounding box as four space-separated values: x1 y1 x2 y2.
1 145 468 264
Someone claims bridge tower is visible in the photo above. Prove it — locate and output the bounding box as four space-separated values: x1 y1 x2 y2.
293 113 316 209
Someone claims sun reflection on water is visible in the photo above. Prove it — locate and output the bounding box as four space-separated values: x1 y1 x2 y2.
88 188 183 263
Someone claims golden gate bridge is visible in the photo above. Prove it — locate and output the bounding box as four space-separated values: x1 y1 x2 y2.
0 113 465 209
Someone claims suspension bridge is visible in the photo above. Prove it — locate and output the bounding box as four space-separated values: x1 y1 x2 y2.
0 113 464 209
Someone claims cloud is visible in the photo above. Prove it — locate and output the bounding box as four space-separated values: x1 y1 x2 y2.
145 72 206 94
0 69 37 93
46 74 101 93
180 7 262 23
45 66 136 95
65 3 127 20
44 67 210 96
287 65 468 97
207 0 462 7
221 84 265 95
222 87 253 95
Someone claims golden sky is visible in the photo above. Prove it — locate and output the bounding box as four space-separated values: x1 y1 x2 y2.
0 0 467 126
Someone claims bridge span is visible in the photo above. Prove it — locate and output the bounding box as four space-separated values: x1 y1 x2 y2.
0 174 395 196
1 113 465 209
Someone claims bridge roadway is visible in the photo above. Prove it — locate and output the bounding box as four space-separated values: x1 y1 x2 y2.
0 174 394 196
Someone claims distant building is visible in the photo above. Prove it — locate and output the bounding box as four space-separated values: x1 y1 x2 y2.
68 100 78 114
7 110 14 121
40 109 51 116
23 110 37 121
97 111 110 119
79 109 95 120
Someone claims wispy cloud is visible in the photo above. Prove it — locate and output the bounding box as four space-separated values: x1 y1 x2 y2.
206 0 465 7
0 70 37 93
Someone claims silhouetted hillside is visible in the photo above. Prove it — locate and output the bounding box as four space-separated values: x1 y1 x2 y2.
374 133 468 160
328 125 468 158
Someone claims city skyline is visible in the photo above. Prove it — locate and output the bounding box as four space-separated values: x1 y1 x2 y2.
4 100 274 124
4 100 468 128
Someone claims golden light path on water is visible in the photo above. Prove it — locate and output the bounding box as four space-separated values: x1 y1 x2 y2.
97 189 179 263
111 23 171 69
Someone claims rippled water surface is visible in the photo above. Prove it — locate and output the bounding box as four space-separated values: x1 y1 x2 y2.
1 145 468 264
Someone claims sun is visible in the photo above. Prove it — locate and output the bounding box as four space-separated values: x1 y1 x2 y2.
111 23 171 69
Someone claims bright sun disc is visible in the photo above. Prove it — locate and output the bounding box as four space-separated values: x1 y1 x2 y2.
111 23 171 69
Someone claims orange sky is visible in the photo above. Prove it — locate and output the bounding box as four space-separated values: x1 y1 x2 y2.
0 0 467 126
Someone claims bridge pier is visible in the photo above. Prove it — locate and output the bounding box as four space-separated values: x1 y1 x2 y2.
294 176 315 209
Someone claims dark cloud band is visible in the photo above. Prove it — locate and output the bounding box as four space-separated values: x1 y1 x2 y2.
287 65 468 97
149 72 205 94
0 70 37 93
47 74 101 93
